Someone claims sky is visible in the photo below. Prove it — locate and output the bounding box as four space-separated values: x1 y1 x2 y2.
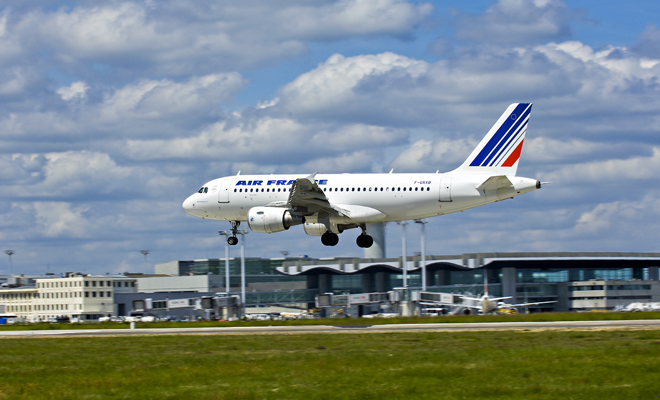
1 0 660 275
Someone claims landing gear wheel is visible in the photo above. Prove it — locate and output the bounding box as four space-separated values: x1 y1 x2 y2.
321 232 339 246
227 221 241 245
356 234 373 248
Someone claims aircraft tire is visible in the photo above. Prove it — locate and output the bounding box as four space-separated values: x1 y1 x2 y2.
356 234 373 248
227 236 238 246
321 232 339 246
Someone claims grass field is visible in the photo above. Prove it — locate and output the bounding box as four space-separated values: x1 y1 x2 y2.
1 329 660 399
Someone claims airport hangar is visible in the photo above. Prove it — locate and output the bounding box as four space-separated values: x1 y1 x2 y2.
274 252 660 312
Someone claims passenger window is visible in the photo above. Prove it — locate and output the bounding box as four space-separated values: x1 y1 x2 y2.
234 189 237 192
415 187 418 191
352 188 355 192
357 188 360 192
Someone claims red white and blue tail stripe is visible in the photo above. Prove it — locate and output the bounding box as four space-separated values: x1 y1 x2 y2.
456 103 532 176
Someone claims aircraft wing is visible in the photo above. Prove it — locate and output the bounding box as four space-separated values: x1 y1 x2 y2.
460 295 512 302
286 172 349 217
509 300 557 307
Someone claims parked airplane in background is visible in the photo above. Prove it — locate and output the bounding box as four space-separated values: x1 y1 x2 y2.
459 281 556 314
183 103 541 248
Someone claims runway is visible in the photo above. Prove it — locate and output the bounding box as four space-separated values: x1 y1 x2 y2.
2 319 660 338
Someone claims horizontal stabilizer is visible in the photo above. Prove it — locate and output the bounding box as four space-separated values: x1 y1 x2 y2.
476 175 513 191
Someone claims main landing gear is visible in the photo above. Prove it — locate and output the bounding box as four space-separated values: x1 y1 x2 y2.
356 234 373 248
321 232 339 246
226 221 240 245
320 225 374 248
356 224 373 248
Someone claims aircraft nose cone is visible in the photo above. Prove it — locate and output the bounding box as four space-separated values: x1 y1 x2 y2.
182 196 196 216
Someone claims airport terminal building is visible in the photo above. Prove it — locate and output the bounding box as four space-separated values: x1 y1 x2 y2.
1 252 660 321
276 252 660 312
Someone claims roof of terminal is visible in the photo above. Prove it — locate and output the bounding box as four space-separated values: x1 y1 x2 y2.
276 252 660 276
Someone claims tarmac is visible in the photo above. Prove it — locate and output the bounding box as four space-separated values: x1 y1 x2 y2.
1 319 660 338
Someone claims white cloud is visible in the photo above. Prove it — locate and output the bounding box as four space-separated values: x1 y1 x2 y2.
546 147 660 184
9 1 431 74
277 52 428 116
454 0 573 45
124 116 408 168
96 73 244 127
33 202 91 238
390 138 476 172
57 81 88 101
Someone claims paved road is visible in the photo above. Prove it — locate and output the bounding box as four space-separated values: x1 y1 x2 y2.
2 319 660 338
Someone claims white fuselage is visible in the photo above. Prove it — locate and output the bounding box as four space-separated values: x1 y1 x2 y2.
182 171 540 224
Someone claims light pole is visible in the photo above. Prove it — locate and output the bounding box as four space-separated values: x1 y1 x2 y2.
218 231 232 293
4 250 14 275
140 250 149 274
398 222 408 287
238 230 249 314
415 219 428 291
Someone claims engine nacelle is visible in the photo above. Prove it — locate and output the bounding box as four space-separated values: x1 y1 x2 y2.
303 222 342 237
248 207 304 234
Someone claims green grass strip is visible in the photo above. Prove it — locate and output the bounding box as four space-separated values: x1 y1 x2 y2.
1 329 659 399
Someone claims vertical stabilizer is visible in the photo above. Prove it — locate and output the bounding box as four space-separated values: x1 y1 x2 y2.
454 103 532 176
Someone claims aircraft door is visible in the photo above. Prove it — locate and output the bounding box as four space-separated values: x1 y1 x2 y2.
218 179 230 203
439 177 452 202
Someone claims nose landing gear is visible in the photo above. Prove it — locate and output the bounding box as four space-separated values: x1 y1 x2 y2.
225 221 240 245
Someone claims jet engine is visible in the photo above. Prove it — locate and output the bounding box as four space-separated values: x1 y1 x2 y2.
248 207 304 234
303 222 342 236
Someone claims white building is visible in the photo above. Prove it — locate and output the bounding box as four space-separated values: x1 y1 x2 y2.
0 274 137 322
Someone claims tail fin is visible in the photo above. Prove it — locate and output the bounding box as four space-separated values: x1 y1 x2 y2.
454 103 532 176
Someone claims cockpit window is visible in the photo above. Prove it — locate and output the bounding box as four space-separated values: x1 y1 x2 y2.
197 187 209 194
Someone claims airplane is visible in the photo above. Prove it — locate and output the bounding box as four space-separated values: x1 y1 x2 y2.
458 279 557 314
183 103 541 248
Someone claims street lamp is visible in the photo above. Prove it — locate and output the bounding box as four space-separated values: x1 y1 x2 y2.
4 250 14 275
140 250 149 274
218 231 232 293
415 219 428 291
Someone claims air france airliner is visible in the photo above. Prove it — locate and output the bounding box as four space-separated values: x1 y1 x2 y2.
183 103 541 248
